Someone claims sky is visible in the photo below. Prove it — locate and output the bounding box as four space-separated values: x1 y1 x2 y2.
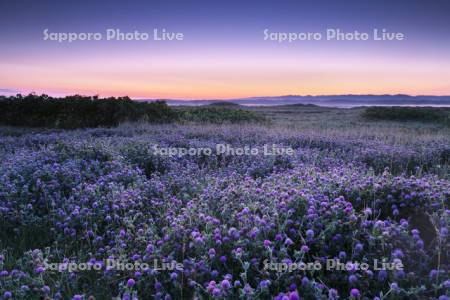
0 0 450 99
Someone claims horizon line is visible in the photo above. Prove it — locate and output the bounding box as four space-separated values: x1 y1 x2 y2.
1 92 450 101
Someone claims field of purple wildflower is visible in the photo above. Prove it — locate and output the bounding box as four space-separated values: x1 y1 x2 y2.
0 121 449 299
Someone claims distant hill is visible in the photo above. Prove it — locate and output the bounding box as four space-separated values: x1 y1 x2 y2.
278 103 319 108
142 94 450 107
207 101 241 107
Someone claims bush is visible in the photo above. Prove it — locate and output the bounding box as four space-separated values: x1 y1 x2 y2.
0 94 176 128
362 106 450 125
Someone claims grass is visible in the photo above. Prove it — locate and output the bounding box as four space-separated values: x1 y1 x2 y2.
1 105 449 299
175 106 267 124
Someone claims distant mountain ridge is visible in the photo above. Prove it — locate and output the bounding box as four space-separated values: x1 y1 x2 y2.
140 94 450 107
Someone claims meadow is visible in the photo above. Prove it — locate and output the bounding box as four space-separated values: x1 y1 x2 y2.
0 102 449 299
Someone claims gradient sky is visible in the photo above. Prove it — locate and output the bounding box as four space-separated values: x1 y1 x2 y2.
1 0 450 99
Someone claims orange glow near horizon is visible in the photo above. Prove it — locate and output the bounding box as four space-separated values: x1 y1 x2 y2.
1 46 450 99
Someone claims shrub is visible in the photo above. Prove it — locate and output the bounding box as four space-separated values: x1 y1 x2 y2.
362 106 450 125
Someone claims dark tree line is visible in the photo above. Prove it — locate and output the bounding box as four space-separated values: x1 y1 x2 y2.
0 94 176 128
